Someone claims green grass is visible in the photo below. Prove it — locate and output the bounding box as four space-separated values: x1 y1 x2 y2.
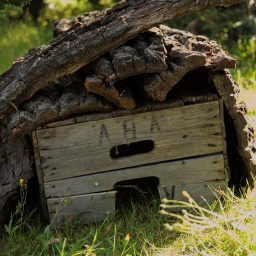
159 186 256 255
0 20 53 75
0 190 177 255
229 36 256 129
2 180 256 255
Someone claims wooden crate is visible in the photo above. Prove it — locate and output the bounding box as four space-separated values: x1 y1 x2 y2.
32 100 227 226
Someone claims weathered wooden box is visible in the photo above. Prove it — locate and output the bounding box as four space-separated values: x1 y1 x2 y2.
32 99 227 225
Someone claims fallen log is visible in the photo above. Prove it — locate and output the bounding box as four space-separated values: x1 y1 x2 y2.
0 0 244 118
8 25 236 138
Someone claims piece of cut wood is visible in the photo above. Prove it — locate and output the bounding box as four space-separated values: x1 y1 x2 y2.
10 92 113 137
85 76 136 110
47 191 116 226
35 101 225 182
7 26 238 137
44 154 226 198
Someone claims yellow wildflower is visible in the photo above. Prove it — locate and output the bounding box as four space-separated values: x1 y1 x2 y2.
182 220 190 227
64 198 71 205
20 178 25 186
182 191 191 199
125 233 131 241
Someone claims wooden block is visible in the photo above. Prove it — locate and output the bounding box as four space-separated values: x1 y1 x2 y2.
35 101 225 182
47 191 116 226
44 154 226 198
159 180 227 205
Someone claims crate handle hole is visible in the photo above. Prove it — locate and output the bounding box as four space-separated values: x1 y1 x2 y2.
110 140 154 159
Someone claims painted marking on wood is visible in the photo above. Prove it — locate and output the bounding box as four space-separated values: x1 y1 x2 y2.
151 115 161 133
36 101 225 182
99 124 110 146
123 119 137 141
159 180 227 205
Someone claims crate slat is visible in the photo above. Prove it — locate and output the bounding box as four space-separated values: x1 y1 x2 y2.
36 101 224 182
159 180 227 203
44 154 226 198
47 191 116 226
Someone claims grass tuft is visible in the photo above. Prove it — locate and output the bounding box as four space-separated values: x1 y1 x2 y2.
159 186 256 256
1 196 176 255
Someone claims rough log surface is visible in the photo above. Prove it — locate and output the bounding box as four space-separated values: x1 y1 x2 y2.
0 0 244 118
7 25 236 138
84 26 235 103
0 120 33 225
210 70 256 187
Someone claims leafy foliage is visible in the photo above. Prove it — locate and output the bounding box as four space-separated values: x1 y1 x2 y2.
39 0 117 24
0 20 52 74
0 0 31 9
168 1 256 48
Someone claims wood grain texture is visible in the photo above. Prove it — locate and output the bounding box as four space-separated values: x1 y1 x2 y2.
47 191 116 226
0 0 244 118
44 154 226 198
36 101 225 182
31 131 49 219
159 180 227 205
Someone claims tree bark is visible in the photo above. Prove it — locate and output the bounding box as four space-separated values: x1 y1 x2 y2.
8 25 236 138
0 0 244 118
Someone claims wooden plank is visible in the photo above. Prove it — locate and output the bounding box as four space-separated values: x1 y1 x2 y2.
218 99 227 154
218 99 230 178
179 92 218 103
37 101 224 182
44 98 183 124
31 131 49 219
43 117 76 128
47 191 116 226
158 180 227 205
44 154 226 198
75 112 113 123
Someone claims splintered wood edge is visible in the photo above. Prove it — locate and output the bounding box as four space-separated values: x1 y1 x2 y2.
31 131 49 220
218 99 230 179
